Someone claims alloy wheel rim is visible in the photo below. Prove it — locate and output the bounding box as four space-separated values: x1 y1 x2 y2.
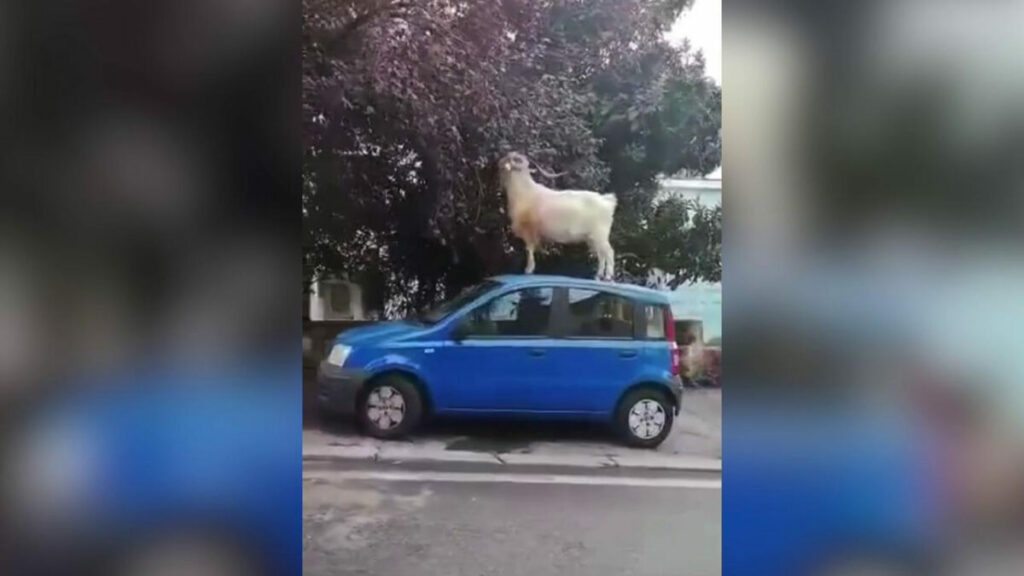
627 399 666 440
366 385 406 430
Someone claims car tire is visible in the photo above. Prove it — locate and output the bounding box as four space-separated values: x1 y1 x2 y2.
114 532 259 576
358 374 423 439
814 556 928 576
616 388 674 448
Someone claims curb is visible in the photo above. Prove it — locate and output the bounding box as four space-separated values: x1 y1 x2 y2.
303 445 722 473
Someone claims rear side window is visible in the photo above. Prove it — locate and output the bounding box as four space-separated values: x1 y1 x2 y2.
644 305 667 339
565 289 635 338
465 287 554 337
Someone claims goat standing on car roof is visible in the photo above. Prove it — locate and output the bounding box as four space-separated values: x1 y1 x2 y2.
499 151 618 280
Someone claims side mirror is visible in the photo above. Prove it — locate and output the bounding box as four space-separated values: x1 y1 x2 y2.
450 319 470 342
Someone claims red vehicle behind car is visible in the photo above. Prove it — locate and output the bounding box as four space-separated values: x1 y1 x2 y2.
675 319 721 388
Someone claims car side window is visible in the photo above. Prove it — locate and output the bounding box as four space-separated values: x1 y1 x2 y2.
464 287 554 337
565 289 635 339
644 305 667 339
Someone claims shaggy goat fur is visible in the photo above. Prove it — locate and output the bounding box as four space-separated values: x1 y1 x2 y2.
499 152 618 280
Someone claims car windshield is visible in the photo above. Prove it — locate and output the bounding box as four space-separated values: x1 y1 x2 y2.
416 280 501 325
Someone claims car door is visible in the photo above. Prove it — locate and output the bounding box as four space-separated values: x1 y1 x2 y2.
543 288 642 413
430 286 557 413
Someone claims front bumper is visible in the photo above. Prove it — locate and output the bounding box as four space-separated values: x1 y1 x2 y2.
316 362 370 416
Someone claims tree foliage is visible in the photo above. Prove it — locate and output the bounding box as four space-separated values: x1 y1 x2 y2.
303 0 721 314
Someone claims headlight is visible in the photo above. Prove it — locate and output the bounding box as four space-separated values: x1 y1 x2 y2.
326 344 351 367
5 413 101 533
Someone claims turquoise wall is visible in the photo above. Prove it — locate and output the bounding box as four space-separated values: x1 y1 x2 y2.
668 281 722 342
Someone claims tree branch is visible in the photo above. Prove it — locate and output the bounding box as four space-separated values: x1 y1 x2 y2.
320 1 415 56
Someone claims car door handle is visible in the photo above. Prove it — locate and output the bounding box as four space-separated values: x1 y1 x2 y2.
618 350 638 358
528 348 547 357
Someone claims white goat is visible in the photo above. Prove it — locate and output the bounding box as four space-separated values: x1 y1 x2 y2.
499 152 618 280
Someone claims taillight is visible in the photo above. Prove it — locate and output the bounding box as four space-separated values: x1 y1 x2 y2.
664 307 681 376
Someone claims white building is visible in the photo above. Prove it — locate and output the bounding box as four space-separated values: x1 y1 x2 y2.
656 170 721 208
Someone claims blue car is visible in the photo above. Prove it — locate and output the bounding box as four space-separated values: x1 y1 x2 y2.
318 275 685 447
3 362 301 576
724 264 954 576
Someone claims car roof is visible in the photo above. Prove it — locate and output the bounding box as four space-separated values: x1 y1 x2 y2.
489 274 671 305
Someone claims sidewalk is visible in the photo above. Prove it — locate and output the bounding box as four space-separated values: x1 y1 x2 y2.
304 390 721 473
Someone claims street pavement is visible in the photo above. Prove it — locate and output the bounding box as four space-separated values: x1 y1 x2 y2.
305 389 721 466
303 459 721 576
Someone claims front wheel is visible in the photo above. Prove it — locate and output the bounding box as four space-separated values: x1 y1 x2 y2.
814 556 931 576
616 389 674 448
358 375 423 439
114 533 259 576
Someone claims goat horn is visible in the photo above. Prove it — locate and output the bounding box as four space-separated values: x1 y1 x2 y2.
529 165 566 179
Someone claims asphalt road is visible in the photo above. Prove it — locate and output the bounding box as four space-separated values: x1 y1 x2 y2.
303 462 721 576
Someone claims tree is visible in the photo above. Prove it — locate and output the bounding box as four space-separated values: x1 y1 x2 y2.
303 0 720 315
617 197 722 288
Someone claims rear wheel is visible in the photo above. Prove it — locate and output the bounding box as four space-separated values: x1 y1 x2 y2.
358 374 423 439
114 533 260 576
815 556 928 576
616 388 674 448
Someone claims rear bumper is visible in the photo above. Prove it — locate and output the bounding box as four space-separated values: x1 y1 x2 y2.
316 362 370 416
670 376 684 414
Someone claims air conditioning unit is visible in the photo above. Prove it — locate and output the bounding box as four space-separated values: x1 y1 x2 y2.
308 278 367 321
